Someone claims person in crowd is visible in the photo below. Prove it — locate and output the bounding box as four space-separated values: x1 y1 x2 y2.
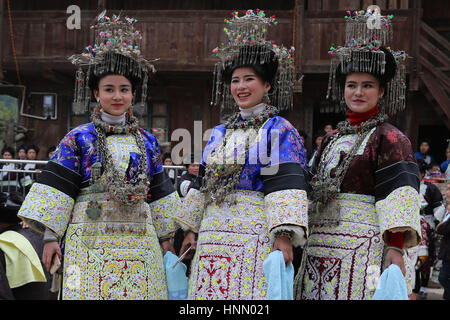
46 146 56 160
437 183 450 300
415 139 435 166
177 153 200 198
298 130 308 149
21 144 43 194
410 216 433 300
0 147 22 193
0 191 57 299
16 145 27 161
295 11 421 300
440 147 450 173
162 152 176 185
17 13 182 300
307 130 326 170
323 123 333 133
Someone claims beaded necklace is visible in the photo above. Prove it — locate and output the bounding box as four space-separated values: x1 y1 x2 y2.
85 109 150 220
201 104 278 206
311 112 388 205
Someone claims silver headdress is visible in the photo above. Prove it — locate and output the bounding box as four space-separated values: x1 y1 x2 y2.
210 9 295 113
68 12 156 115
326 8 408 115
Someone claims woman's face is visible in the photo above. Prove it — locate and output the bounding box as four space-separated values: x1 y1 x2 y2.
2 152 12 159
230 67 271 109
188 163 200 176
344 72 384 113
18 149 26 159
164 158 173 166
27 149 37 160
419 142 430 154
94 75 133 116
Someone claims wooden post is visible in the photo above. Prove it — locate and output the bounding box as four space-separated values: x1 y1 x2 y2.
410 0 423 91
0 0 4 81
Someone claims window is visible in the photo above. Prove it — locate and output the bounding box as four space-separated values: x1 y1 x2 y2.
149 101 169 145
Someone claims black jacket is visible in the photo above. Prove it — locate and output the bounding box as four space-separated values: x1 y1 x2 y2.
422 181 443 216
437 216 450 262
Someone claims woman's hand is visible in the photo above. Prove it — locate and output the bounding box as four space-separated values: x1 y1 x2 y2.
273 236 293 267
42 241 62 272
161 240 175 255
180 231 196 260
385 248 406 276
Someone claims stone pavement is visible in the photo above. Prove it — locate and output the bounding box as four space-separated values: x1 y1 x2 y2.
426 282 445 300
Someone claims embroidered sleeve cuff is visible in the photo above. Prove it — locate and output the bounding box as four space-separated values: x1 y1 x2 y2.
265 189 308 247
173 188 205 233
376 185 421 249
148 191 181 238
269 224 306 248
17 183 74 238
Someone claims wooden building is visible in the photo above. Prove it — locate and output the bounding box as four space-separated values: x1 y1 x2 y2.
1 0 449 163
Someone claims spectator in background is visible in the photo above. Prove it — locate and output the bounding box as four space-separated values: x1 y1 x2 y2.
16 145 26 161
411 216 433 300
323 123 333 133
174 153 200 277
418 159 443 229
428 162 443 178
177 154 200 198
162 152 176 185
298 130 308 155
440 146 450 174
437 183 450 300
0 191 57 300
415 139 435 166
298 130 308 147
0 147 22 193
307 130 327 170
22 144 43 194
46 146 56 160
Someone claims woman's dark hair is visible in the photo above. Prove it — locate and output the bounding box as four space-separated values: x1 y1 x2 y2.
417 159 428 174
25 144 39 154
88 52 143 93
336 46 397 90
162 152 172 163
298 130 308 139
223 46 279 88
1 146 15 158
46 146 56 157
16 145 26 154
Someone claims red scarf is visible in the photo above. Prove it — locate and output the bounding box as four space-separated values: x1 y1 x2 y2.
347 105 378 127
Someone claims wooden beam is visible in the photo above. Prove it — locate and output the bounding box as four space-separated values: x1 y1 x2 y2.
0 0 4 81
420 71 450 128
294 0 304 73
418 55 450 92
421 21 450 52
419 37 450 70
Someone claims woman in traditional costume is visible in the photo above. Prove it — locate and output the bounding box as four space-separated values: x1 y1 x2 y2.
174 10 309 300
294 10 421 300
17 13 181 300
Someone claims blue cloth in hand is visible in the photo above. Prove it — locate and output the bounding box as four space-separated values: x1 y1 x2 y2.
372 264 408 300
164 251 189 300
263 250 294 300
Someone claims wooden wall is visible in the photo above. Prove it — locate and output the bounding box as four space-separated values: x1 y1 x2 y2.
2 1 440 159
